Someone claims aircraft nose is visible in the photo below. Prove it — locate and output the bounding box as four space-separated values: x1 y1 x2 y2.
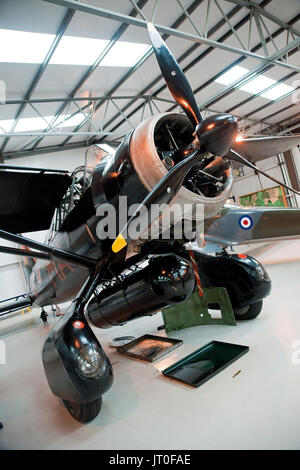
196 113 238 156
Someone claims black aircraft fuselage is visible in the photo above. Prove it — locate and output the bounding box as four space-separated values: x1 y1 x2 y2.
28 115 270 325
5 20 295 424
27 111 233 310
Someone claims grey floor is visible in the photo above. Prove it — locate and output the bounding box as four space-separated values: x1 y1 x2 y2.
1 258 300 450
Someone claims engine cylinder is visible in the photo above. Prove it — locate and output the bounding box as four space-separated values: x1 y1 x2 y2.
130 113 234 220
87 254 195 328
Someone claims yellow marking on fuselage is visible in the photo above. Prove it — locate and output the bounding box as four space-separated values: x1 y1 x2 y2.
112 234 127 253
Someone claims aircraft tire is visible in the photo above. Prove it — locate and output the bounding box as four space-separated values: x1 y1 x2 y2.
234 300 263 320
63 397 102 423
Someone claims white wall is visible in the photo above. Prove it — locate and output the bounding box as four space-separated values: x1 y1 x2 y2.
231 156 284 203
0 240 26 299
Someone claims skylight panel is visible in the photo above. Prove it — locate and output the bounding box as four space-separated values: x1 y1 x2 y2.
100 41 151 67
15 116 49 132
240 75 276 95
59 113 86 128
0 114 86 133
49 36 109 66
215 65 249 85
214 64 294 102
0 29 150 67
0 29 55 63
261 83 295 100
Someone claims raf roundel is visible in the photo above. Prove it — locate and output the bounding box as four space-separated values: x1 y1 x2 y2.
239 215 253 230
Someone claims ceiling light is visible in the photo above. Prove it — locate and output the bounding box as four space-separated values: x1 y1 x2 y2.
100 41 150 67
240 75 276 94
261 83 295 100
0 29 55 63
215 65 249 85
0 114 86 133
49 36 109 66
0 29 149 67
215 64 295 102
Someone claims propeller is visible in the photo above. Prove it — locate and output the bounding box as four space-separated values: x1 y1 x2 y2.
111 23 300 254
147 23 300 197
148 24 239 158
112 148 206 253
147 22 203 126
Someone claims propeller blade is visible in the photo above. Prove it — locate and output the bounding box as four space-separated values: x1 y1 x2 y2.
112 148 205 253
233 135 300 163
147 22 202 126
229 149 300 197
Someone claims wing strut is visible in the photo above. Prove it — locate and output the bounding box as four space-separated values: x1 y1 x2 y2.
0 230 97 270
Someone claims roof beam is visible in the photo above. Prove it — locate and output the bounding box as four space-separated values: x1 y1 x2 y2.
0 8 75 155
101 12 299 143
99 0 274 137
41 0 300 72
26 0 149 152
0 96 272 137
223 0 300 37
60 0 205 147
241 87 300 134
150 8 299 114
1 95 275 160
2 95 176 106
163 13 300 117
0 131 124 137
2 141 116 161
225 70 298 113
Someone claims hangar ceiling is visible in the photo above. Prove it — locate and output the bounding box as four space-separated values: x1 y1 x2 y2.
0 0 299 161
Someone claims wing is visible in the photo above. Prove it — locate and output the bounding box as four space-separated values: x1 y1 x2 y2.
0 167 71 233
204 202 300 246
232 135 300 163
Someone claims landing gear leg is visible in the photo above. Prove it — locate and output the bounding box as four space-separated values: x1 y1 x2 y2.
42 253 114 423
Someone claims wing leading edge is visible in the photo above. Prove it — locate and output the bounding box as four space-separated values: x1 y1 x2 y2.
232 135 300 163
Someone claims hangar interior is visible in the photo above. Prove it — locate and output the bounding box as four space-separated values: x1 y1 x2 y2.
0 0 300 450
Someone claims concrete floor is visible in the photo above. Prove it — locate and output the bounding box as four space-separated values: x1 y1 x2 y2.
1 256 300 450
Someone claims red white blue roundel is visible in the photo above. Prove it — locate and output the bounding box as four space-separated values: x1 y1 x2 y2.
239 215 253 230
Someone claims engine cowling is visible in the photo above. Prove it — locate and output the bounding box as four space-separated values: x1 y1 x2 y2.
90 112 233 245
130 113 233 221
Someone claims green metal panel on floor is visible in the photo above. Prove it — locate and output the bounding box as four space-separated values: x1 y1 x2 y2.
162 287 236 333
